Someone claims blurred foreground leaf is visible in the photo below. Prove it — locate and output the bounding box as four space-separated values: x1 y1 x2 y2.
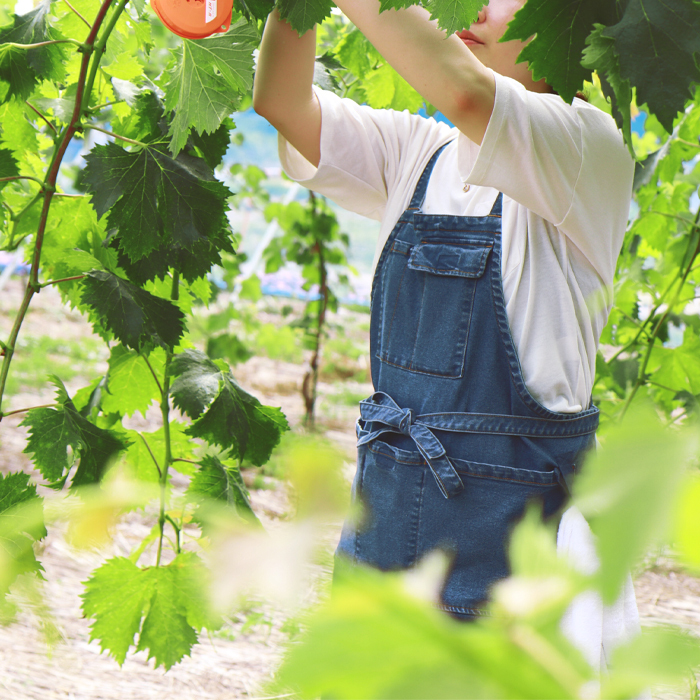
574 406 694 603
272 565 589 700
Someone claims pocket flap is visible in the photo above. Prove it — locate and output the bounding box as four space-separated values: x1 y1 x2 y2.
407 243 491 278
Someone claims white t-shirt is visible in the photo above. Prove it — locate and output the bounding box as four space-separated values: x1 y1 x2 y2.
278 72 634 414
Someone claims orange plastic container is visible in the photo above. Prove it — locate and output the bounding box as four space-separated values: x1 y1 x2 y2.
151 0 234 39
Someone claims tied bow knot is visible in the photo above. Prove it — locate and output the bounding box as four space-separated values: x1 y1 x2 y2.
357 392 464 499
398 407 414 436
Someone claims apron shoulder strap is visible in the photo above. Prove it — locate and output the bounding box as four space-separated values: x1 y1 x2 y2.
407 142 451 211
489 191 503 217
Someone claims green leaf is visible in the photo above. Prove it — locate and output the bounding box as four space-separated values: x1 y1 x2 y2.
81 553 218 669
206 332 254 366
80 270 186 352
21 377 130 489
170 349 289 464
190 117 235 170
0 147 18 188
160 20 257 155
574 405 692 604
649 329 700 396
581 25 632 151
83 142 234 264
135 566 199 669
81 557 152 666
601 0 700 133
604 627 700 699
186 455 261 530
101 345 165 418
425 0 484 37
169 349 223 418
237 0 275 21
0 1 67 103
501 0 613 103
0 472 45 619
273 565 582 699
122 422 196 482
277 0 334 34
335 29 372 78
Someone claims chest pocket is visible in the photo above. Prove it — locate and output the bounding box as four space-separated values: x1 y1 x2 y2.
376 241 492 378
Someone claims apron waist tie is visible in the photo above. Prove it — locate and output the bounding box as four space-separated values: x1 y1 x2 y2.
357 392 599 499
357 392 464 499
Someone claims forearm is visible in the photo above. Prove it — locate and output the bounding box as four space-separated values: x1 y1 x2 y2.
334 0 494 144
253 10 321 166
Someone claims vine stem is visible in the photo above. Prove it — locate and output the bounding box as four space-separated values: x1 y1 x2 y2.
0 0 127 414
618 207 700 420
607 220 700 367
80 0 130 117
301 192 327 427
156 270 179 568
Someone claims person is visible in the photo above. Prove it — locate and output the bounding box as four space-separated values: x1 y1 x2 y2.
253 0 638 670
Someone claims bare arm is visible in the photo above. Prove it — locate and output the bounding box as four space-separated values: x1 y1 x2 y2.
252 9 321 166
333 0 495 145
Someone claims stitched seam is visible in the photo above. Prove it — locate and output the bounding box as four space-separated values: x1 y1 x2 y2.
409 268 426 370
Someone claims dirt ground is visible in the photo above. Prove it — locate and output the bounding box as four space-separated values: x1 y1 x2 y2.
0 279 699 699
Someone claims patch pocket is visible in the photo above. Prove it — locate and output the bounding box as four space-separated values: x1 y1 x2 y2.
377 242 492 378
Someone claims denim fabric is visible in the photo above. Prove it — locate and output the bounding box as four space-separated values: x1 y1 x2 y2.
336 144 598 618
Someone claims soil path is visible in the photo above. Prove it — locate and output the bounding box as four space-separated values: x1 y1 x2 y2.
0 280 698 699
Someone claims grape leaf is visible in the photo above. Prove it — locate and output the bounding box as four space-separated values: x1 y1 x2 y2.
501 0 614 103
81 553 218 669
364 63 423 112
0 1 66 103
135 567 198 670
237 0 276 21
0 472 45 618
101 345 165 418
0 147 18 189
160 20 257 155
581 25 632 151
190 117 235 170
80 270 186 352
80 557 151 665
277 0 334 34
21 377 130 489
83 142 233 264
122 422 196 482
169 349 289 464
335 29 373 78
650 330 700 396
113 229 233 285
601 0 700 133
425 0 484 37
186 455 260 531
378 0 416 11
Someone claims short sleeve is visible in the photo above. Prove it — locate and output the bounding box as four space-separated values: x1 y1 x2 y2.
279 87 453 221
458 73 634 283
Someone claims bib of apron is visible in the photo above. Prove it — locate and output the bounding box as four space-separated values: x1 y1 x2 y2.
336 143 599 619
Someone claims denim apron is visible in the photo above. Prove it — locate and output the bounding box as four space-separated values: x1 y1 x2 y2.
336 144 599 619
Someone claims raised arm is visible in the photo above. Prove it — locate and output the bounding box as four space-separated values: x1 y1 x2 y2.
333 0 496 145
252 10 321 166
